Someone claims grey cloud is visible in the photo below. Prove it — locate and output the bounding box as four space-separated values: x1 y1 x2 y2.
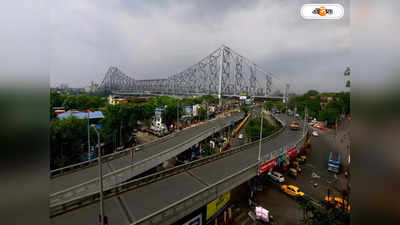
50 0 350 93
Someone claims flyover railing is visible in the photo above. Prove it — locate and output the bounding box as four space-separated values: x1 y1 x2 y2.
49 114 284 217
50 114 243 208
132 117 310 225
50 112 243 178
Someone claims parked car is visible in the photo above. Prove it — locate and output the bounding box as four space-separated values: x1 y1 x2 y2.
281 185 304 197
312 130 319 136
238 133 244 139
268 171 285 183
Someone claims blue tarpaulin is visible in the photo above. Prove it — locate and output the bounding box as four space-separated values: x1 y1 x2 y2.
57 111 104 120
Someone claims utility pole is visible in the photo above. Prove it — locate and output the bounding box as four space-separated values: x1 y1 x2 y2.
177 99 180 130
120 119 123 148
87 115 91 160
258 102 264 161
92 125 104 225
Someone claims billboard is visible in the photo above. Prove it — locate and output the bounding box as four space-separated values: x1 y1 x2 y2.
287 146 297 158
185 106 193 115
193 104 200 117
206 192 230 221
258 159 275 175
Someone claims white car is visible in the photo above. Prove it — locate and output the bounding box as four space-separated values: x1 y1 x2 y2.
268 171 285 183
312 130 319 136
238 133 244 139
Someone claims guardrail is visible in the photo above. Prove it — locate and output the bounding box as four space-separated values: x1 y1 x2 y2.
50 112 243 178
133 162 260 225
132 117 310 225
49 114 285 217
50 114 244 208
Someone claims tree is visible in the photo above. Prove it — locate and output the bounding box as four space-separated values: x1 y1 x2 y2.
318 107 339 125
306 90 319 96
50 117 90 168
264 101 274 111
240 106 250 115
244 117 277 141
198 107 207 120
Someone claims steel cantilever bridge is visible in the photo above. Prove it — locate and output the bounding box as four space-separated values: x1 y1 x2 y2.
99 45 290 101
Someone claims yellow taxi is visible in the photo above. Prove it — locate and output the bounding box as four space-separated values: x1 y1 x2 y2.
325 196 351 213
281 185 304 197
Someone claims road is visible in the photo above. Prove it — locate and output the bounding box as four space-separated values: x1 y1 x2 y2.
51 114 304 225
50 112 244 195
232 118 351 225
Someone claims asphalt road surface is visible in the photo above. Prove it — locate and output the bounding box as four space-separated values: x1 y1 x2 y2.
51 112 243 194
51 114 303 225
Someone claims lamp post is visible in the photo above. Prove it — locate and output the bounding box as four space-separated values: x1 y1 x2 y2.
91 124 104 225
258 102 265 161
87 113 91 160
177 100 180 131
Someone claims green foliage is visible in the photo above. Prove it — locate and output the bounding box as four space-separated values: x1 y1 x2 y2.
50 117 90 168
306 90 319 96
198 106 207 120
240 106 250 115
50 92 106 112
244 116 277 142
295 196 350 225
318 104 340 125
288 90 350 119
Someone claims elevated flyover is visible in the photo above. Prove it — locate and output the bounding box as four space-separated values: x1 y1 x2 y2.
51 114 309 225
50 112 244 206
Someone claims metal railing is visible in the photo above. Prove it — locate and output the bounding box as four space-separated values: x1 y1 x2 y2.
131 120 309 225
50 114 244 207
49 114 284 217
50 112 243 178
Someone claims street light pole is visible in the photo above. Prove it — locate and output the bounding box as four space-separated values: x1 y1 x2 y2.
177 100 179 131
87 114 91 160
92 125 104 225
258 102 264 161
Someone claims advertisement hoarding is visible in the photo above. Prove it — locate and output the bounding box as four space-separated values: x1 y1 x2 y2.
185 106 193 115
206 192 230 221
287 146 297 158
258 159 275 175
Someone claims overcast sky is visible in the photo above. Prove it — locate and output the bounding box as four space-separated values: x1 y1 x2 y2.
50 0 350 94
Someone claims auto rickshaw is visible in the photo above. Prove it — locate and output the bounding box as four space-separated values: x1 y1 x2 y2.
297 155 306 164
288 168 298 178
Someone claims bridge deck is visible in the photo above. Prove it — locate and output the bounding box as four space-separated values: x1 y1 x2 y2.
51 112 243 194
51 115 303 225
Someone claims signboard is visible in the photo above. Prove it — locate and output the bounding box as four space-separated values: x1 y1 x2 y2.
182 214 202 225
155 107 164 117
193 104 200 117
258 159 275 175
206 192 230 220
185 106 193 115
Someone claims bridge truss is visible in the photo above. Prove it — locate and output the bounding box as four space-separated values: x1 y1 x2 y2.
99 45 289 101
